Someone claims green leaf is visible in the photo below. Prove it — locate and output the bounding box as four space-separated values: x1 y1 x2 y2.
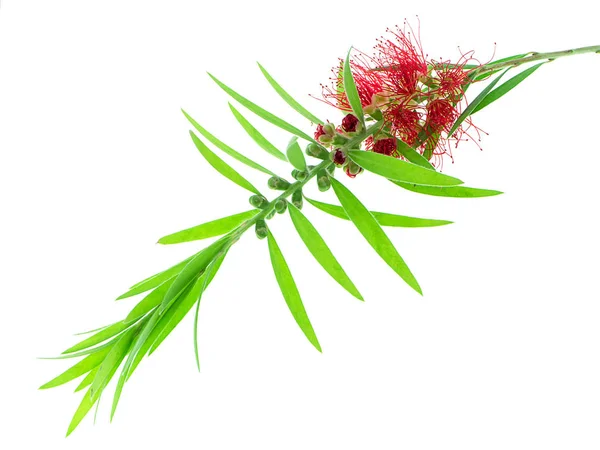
286 137 306 170
471 63 545 114
74 367 98 392
348 151 463 186
288 203 363 300
62 321 132 355
89 327 137 399
267 230 321 351
257 63 323 125
66 330 134 436
158 210 258 245
111 312 160 420
330 178 422 294
343 48 365 125
117 255 194 300
193 260 219 372
228 103 288 162
147 251 227 358
182 109 276 176
123 277 175 324
395 139 435 169
39 346 112 389
159 235 230 312
305 196 452 227
447 68 510 137
208 73 316 143
394 181 503 198
190 131 261 195
463 52 530 69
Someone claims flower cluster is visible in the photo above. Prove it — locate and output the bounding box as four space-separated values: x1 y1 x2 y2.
320 21 485 169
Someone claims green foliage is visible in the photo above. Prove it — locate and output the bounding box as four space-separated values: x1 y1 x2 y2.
348 151 463 186
343 48 365 126
267 230 321 351
158 210 258 245
286 137 307 170
330 178 422 295
288 203 363 300
394 182 503 198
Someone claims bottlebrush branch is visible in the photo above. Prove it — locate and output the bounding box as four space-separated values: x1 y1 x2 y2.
39 23 600 435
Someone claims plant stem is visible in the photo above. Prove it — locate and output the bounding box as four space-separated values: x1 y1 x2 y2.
228 158 333 244
475 44 600 76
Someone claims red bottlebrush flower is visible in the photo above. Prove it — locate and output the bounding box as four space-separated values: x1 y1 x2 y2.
318 19 487 168
314 124 326 140
332 149 346 165
426 98 458 131
372 138 397 156
341 114 359 132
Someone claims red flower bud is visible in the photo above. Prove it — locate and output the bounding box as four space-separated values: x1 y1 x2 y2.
332 149 346 165
314 124 326 140
341 114 359 132
372 138 397 156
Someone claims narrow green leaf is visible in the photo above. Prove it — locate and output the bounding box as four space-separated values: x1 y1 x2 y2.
158 209 258 245
348 151 463 186
463 52 530 69
330 178 422 294
39 346 112 390
89 327 137 399
190 131 261 195
267 230 321 351
395 139 435 169
305 196 452 227
257 62 323 125
159 235 230 312
147 251 227 359
117 255 194 300
208 73 316 143
62 321 132 355
66 330 133 436
182 109 276 176
74 367 98 392
394 181 503 198
471 63 545 114
193 260 218 372
228 103 288 162
286 137 306 171
111 313 160 420
343 48 365 125
123 277 175 324
288 203 363 300
447 68 510 137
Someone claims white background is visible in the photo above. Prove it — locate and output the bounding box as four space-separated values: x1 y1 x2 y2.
1 0 600 448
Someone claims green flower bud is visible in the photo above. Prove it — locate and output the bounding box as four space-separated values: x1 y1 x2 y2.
249 194 269 209
317 170 331 192
292 189 303 209
255 219 268 239
323 123 336 136
268 176 291 190
291 169 308 181
305 143 330 160
275 199 288 214
318 135 334 145
332 134 349 146
326 163 335 175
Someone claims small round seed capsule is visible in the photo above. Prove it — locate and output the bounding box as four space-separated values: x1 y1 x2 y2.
317 170 331 192
291 169 308 181
275 199 288 214
292 190 303 209
255 220 268 239
249 194 269 209
306 143 330 160
268 176 291 190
